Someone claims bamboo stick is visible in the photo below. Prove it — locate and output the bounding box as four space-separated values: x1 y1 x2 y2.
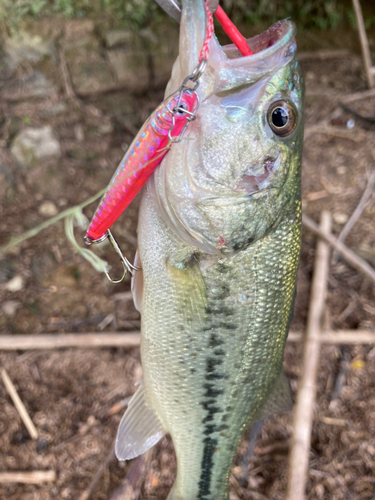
286 211 331 500
0 471 56 484
352 0 374 88
0 330 374 351
0 333 141 350
288 330 375 344
0 367 39 440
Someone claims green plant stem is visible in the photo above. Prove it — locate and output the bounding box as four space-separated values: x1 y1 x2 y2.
0 188 106 255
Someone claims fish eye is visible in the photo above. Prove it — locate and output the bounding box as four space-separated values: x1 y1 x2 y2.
267 100 297 137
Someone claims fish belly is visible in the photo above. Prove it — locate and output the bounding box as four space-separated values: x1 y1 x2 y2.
138 189 301 500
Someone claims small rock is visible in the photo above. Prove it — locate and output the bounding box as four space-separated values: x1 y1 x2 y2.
5 275 25 292
3 71 58 101
11 125 61 169
38 201 58 217
39 102 67 118
107 49 148 88
6 33 54 65
333 213 349 225
105 30 132 48
2 300 21 317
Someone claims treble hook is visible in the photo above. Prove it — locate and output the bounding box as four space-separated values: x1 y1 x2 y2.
84 230 141 284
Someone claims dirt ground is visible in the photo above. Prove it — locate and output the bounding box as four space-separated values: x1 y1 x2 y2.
0 15 375 500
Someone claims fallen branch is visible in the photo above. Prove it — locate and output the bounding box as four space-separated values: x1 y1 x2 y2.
0 471 56 484
0 333 141 350
0 367 38 440
333 170 375 261
0 330 375 351
304 124 363 142
108 454 148 500
79 446 115 500
352 0 374 88
305 88 375 103
57 36 83 109
302 214 375 283
298 49 351 61
286 211 331 500
0 189 105 256
288 330 375 344
342 87 375 103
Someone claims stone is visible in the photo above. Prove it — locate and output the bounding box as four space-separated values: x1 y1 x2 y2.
5 275 25 292
11 126 61 169
105 30 132 48
64 38 116 95
2 71 58 101
39 102 67 118
107 48 148 89
38 201 58 217
2 300 21 317
5 33 55 65
333 213 349 225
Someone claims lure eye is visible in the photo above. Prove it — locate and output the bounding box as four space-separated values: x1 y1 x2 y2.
267 101 297 137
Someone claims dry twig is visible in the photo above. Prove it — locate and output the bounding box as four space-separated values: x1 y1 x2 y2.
0 471 56 484
298 49 350 61
0 330 375 351
79 446 116 500
303 214 375 283
0 367 38 440
57 36 83 108
352 0 374 88
333 170 375 262
108 453 149 500
304 124 363 142
0 333 140 350
286 211 331 500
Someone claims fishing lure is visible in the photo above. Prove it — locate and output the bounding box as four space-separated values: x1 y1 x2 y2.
85 86 199 244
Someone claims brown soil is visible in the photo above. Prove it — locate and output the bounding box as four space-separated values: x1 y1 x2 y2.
0 18 375 500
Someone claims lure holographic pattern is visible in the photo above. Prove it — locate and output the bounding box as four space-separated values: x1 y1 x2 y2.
86 90 198 242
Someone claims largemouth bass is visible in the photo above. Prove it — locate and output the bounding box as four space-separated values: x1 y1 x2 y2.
115 2 304 499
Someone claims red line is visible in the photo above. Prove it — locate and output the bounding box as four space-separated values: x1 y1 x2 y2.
214 5 253 57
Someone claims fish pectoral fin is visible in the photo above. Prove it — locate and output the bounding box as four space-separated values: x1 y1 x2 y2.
257 369 293 420
167 254 208 327
115 382 165 461
131 249 143 313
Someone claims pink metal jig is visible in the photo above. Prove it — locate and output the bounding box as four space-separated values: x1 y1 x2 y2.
85 89 198 243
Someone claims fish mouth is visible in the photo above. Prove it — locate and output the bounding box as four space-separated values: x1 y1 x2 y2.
211 19 297 94
224 20 294 60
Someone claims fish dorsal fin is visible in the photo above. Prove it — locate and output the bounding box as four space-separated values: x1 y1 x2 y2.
131 249 143 313
258 369 293 420
115 383 165 461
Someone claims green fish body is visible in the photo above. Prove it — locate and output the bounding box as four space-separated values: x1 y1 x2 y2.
115 2 304 499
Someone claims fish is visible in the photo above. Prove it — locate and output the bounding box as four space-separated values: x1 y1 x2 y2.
115 1 304 499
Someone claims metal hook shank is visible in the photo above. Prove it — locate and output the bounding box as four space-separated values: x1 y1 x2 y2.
154 0 219 24
85 230 141 284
